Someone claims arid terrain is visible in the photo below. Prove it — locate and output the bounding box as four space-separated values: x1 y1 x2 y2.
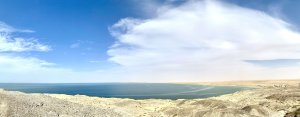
181 79 300 87
0 80 299 117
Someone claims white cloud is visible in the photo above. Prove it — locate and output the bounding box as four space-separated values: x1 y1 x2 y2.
70 42 80 48
0 22 50 52
70 40 95 49
0 54 125 83
0 21 34 33
0 55 55 72
108 0 300 81
89 60 103 63
0 22 112 83
3 1 300 83
0 36 51 52
0 22 53 77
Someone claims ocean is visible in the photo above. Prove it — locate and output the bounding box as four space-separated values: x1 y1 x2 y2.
0 83 253 99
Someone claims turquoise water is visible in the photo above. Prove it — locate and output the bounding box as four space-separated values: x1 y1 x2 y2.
0 83 253 99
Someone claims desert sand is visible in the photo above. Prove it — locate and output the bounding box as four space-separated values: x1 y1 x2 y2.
0 80 299 117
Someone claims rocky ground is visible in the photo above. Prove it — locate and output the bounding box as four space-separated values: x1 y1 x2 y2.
0 82 299 117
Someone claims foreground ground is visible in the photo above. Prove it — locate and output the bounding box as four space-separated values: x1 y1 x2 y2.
0 80 299 117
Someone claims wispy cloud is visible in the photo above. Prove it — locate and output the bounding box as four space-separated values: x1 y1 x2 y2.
108 0 300 81
0 55 55 72
70 42 80 48
245 59 300 68
0 22 110 83
0 22 52 72
0 21 34 33
70 40 94 50
0 22 50 52
89 60 103 63
0 36 51 52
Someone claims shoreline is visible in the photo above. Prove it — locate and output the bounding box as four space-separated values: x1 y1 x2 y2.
176 79 300 88
0 82 255 100
0 80 299 117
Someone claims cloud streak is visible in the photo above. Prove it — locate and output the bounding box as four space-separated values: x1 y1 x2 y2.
0 22 52 73
0 21 34 33
0 22 50 52
0 22 112 83
0 36 51 52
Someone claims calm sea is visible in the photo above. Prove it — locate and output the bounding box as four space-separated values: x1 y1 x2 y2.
0 83 253 99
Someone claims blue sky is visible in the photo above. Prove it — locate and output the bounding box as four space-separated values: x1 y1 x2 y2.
0 0 146 71
1 0 300 82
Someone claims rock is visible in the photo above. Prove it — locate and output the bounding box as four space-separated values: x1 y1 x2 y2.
285 108 300 117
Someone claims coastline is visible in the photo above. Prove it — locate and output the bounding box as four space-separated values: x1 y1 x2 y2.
0 80 299 117
176 79 300 88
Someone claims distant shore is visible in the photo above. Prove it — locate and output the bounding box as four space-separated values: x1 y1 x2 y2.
177 79 300 88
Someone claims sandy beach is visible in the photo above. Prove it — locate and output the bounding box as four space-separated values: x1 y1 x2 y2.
0 80 299 117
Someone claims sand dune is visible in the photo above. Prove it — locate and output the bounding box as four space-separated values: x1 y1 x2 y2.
0 80 299 117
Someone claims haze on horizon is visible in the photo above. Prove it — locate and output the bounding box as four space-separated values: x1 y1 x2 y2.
1 0 300 83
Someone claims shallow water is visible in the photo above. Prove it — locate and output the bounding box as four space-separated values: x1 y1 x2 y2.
0 83 253 99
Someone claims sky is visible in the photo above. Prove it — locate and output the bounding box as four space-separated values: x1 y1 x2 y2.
1 0 300 83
